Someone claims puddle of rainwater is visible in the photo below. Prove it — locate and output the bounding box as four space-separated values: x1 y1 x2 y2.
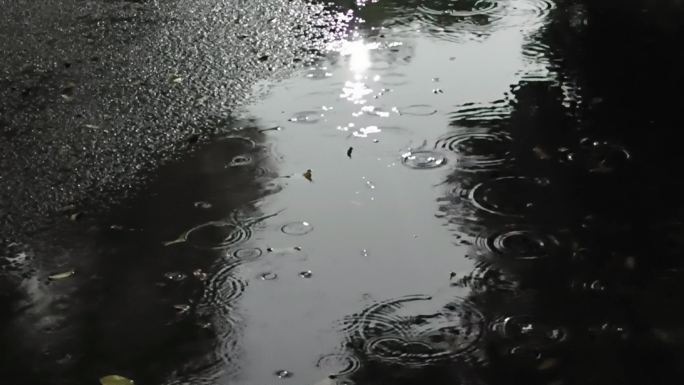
4 1 684 385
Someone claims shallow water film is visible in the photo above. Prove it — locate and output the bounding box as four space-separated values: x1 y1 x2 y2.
2 0 684 384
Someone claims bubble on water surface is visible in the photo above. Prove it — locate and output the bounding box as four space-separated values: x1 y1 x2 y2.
259 272 278 281
281 221 314 235
401 151 447 169
232 247 263 262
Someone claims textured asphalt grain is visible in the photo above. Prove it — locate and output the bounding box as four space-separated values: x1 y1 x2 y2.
0 0 348 237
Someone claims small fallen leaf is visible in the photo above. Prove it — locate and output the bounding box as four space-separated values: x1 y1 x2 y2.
49 270 75 281
347 147 353 158
84 124 100 129
70 212 83 221
170 76 183 84
100 374 135 385
449 272 457 280
303 169 313 182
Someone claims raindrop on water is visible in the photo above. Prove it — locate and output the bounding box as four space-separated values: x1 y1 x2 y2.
281 221 314 235
401 151 447 169
164 272 187 282
275 369 293 378
260 272 278 281
299 270 313 278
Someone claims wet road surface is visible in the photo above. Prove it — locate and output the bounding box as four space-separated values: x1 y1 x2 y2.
3 0 684 384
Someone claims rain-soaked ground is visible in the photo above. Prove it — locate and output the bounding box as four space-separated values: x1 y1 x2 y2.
3 0 684 384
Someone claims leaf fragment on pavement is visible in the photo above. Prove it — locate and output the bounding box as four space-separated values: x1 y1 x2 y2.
100 375 134 385
48 270 75 280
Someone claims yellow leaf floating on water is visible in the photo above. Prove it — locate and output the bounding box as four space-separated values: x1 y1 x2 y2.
303 169 313 182
48 270 75 280
100 375 134 385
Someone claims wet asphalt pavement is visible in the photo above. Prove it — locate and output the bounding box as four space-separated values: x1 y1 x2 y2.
0 0 345 235
3 0 684 385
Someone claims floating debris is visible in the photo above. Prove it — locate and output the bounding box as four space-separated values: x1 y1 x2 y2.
100 375 134 385
347 147 353 158
48 270 75 281
303 169 313 182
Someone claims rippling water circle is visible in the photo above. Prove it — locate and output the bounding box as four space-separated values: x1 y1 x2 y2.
281 221 314 235
469 176 551 217
166 221 251 250
342 295 484 366
476 228 559 260
316 353 361 376
436 132 513 171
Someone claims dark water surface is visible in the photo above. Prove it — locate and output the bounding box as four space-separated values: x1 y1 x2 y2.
3 0 684 384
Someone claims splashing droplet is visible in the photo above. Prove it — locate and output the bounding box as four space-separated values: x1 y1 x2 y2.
401 151 447 169
275 369 293 378
299 270 313 278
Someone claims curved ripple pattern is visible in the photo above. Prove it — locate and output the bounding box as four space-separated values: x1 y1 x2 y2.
316 353 361 376
166 221 251 250
202 261 248 315
281 221 314 235
448 99 513 125
565 140 631 173
469 176 550 217
417 0 499 18
475 229 559 260
342 295 484 367
436 132 513 171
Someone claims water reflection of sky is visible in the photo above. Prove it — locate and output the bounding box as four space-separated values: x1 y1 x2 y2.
228 2 557 384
